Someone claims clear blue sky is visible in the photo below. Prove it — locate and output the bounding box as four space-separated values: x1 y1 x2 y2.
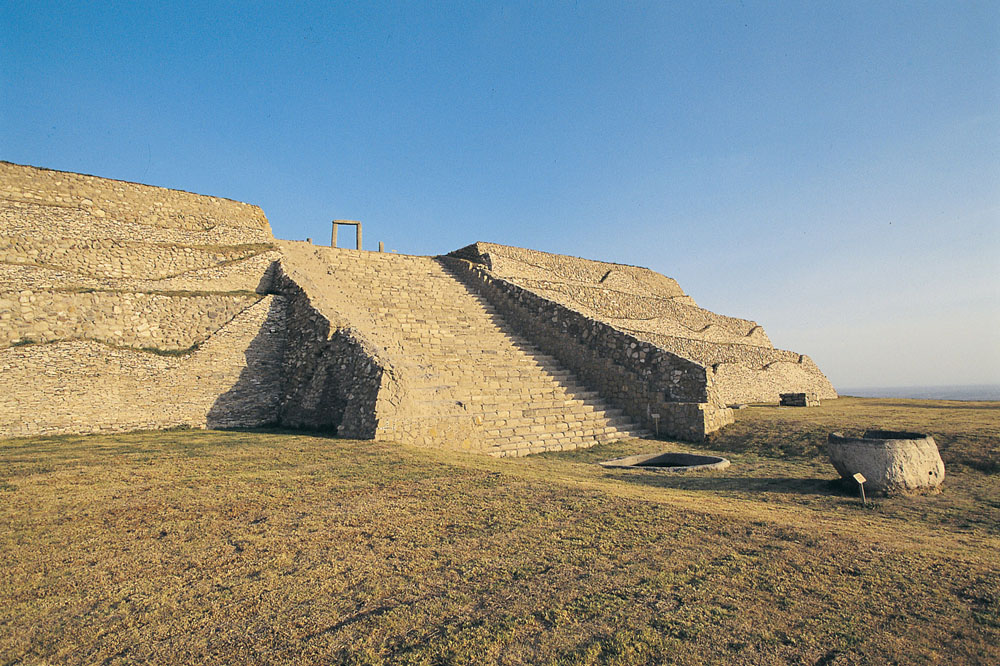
2 1 998 389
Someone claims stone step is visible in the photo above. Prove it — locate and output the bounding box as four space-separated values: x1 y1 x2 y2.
484 431 645 457
487 427 641 448
407 382 581 395
402 370 578 385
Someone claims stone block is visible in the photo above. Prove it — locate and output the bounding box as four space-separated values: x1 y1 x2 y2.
780 392 819 407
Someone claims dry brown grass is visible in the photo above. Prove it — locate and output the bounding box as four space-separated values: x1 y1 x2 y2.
1 398 997 665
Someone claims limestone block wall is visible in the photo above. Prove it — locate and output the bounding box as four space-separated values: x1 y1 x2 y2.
0 162 272 240
450 242 692 302
0 162 291 439
0 251 281 294
0 160 832 444
633 332 835 404
515 280 772 346
0 290 261 350
441 257 733 440
272 244 503 449
0 200 270 246
274 243 651 453
452 243 768 345
0 296 287 438
0 235 272 280
453 242 836 406
636 332 803 368
270 262 397 439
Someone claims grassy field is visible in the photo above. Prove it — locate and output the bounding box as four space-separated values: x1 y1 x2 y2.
1 397 997 665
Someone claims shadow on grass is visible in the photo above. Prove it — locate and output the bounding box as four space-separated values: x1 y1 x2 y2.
608 471 847 497
0 427 345 465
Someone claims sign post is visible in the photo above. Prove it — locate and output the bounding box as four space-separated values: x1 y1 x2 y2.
853 472 867 505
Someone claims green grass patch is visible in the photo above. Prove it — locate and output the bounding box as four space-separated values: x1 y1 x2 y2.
139 341 202 356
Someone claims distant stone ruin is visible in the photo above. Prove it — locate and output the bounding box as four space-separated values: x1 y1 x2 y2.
781 392 821 407
0 161 837 455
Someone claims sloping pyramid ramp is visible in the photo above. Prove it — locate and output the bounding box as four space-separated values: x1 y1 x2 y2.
276 242 648 456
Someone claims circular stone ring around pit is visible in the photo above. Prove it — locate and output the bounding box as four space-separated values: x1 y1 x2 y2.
599 452 731 472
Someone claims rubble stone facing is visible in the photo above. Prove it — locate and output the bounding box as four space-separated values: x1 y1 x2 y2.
708 360 833 406
512 279 770 346
780 392 820 407
0 161 834 447
0 162 272 240
0 251 281 293
0 290 261 350
441 256 733 440
451 242 837 405
0 296 287 437
276 243 650 455
450 243 690 300
270 262 392 439
0 234 272 279
0 162 284 437
0 200 269 246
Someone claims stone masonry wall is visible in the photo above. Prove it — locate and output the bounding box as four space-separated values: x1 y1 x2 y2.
273 243 497 451
450 242 691 302
0 160 829 444
0 162 288 438
277 242 650 454
0 290 261 350
0 252 281 294
441 257 733 440
0 296 287 438
454 242 837 406
454 243 768 345
0 200 270 246
516 280 772 346
636 332 835 404
0 234 272 279
0 162 272 240
270 262 395 439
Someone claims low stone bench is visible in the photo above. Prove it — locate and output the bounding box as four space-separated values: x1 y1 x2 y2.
828 430 945 495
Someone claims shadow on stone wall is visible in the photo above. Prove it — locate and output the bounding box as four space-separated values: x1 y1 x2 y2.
255 262 277 294
206 296 289 429
268 261 386 439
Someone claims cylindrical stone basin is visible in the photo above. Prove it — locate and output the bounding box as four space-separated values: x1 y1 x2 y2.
828 430 945 495
599 452 730 472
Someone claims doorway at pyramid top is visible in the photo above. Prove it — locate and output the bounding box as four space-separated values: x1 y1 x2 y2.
331 220 362 250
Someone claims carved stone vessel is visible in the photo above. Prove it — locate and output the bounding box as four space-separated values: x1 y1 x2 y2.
828 430 945 495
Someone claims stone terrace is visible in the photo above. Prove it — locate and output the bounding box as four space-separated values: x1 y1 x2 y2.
0 163 285 436
451 242 837 406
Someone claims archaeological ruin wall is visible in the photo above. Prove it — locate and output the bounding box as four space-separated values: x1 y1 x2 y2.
275 242 653 454
0 162 408 441
448 242 837 407
1 161 835 448
0 162 289 437
441 256 734 440
269 261 396 439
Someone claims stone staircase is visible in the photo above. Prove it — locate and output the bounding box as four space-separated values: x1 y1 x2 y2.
278 243 648 456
